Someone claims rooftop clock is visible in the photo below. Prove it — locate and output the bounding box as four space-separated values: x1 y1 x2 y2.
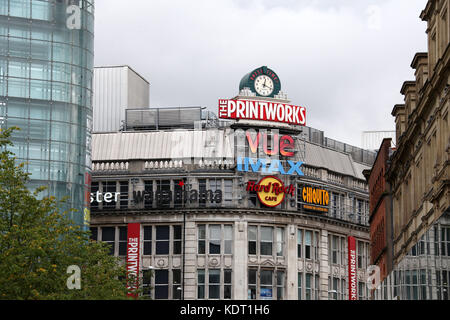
239 66 281 98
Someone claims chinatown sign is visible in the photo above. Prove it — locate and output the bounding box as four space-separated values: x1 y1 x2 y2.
237 130 304 176
247 176 294 207
218 99 307 126
299 185 330 213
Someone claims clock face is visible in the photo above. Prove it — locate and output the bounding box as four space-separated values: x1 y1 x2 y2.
254 75 274 97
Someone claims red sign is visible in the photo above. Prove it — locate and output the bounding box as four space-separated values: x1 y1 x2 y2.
348 236 357 300
246 132 295 157
218 99 306 126
247 176 294 207
126 223 141 298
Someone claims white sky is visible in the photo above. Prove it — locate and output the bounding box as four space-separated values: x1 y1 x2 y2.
94 0 428 148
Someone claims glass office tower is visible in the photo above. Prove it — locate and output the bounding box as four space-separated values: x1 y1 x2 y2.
0 0 94 228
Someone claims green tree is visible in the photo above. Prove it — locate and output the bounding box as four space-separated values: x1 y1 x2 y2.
0 127 137 299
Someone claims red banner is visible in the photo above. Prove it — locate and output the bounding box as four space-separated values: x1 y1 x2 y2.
218 99 306 126
126 223 141 298
348 236 357 300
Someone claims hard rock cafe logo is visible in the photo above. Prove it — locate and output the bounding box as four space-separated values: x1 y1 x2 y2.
246 176 294 207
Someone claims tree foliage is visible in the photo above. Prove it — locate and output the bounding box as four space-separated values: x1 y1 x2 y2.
0 127 133 300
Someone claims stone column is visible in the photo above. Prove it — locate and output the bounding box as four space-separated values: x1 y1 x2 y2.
286 224 298 299
233 221 248 300
319 229 330 300
183 218 197 299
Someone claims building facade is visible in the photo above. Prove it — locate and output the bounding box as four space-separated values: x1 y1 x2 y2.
364 138 394 284
0 0 95 227
372 0 450 300
89 64 376 300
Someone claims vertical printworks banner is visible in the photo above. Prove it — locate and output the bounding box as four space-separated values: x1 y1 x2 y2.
126 223 141 298
348 236 357 300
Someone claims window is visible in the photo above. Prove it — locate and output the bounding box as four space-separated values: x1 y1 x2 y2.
198 269 205 299
209 179 220 207
298 273 302 300
101 227 115 255
103 181 117 209
119 181 128 209
144 180 153 209
248 226 257 255
441 227 450 256
305 231 312 259
248 269 257 300
174 179 185 207
198 225 206 254
209 225 221 254
156 180 171 208
91 182 99 209
248 180 257 207
90 227 97 241
224 179 233 204
199 179 206 207
276 271 285 300
118 226 127 256
358 241 364 268
224 269 232 299
172 269 181 299
260 270 273 299
297 230 302 258
305 273 312 300
224 225 233 254
260 227 273 256
198 224 233 255
358 282 365 300
156 226 170 255
142 269 152 298
173 225 182 254
143 226 152 255
276 228 284 256
155 270 169 299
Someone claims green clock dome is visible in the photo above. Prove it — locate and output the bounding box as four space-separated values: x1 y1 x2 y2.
239 66 281 98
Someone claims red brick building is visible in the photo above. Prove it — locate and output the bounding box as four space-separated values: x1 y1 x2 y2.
363 139 394 282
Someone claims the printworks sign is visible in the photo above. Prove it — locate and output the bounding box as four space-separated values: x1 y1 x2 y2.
218 99 306 126
246 176 294 207
348 236 357 300
299 185 330 213
237 131 304 176
126 223 140 298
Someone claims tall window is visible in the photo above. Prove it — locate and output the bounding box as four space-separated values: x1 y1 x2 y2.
101 227 115 255
249 226 257 255
260 270 273 299
143 226 152 255
198 269 205 299
172 270 181 299
305 231 312 259
144 180 153 209
208 269 221 299
209 225 221 254
103 181 117 209
260 227 273 256
198 225 206 254
156 226 170 255
155 270 169 299
224 269 232 299
173 225 182 255
297 229 302 258
224 225 233 254
441 227 450 256
118 226 127 256
276 271 285 300
199 179 206 207
248 269 257 300
276 228 284 256
305 273 313 300
91 181 99 209
156 180 171 208
119 181 128 209
224 179 233 205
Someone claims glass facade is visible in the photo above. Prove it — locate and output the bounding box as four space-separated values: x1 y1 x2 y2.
0 0 94 227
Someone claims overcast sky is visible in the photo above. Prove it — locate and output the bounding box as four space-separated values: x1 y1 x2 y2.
94 0 428 148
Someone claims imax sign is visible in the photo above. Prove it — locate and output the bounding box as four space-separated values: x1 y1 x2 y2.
237 157 304 176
